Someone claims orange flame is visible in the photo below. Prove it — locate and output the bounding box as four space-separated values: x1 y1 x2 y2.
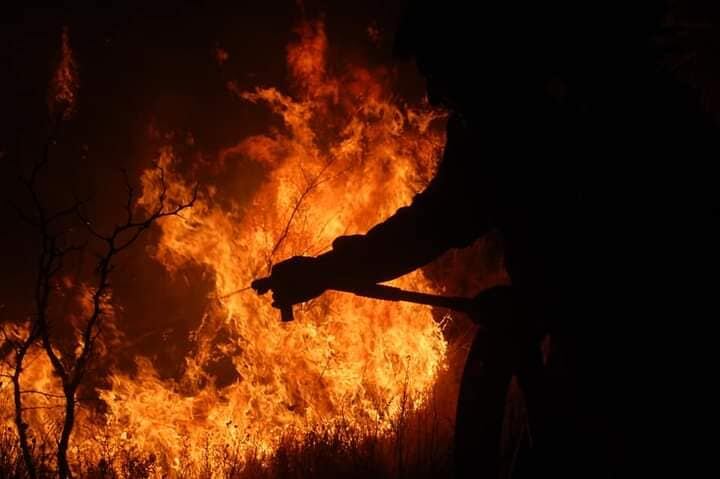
49 26 78 120
3 20 450 475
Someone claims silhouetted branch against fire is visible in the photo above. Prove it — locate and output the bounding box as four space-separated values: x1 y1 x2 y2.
6 23 199 478
73 166 198 383
13 152 95 478
10 144 87 479
15 158 197 479
266 158 335 273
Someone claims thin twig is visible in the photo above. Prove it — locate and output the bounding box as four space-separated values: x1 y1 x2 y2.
20 390 66 399
266 160 334 271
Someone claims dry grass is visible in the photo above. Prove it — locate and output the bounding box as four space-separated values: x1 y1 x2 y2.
0 342 471 479
0 319 512 479
1 394 455 479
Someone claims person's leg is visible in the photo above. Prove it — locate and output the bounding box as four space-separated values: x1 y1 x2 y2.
513 340 549 477
454 328 514 478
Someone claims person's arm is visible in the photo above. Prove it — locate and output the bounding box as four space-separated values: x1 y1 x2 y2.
320 115 491 282
262 115 492 307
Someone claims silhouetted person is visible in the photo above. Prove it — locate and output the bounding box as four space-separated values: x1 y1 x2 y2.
256 1 717 477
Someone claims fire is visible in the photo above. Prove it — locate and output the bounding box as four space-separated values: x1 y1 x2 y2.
49 26 78 120
0 284 112 463
2 19 450 475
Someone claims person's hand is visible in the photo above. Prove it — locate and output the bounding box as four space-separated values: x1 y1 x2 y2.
252 256 329 310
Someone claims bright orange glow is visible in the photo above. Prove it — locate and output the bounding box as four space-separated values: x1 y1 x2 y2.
2 20 449 475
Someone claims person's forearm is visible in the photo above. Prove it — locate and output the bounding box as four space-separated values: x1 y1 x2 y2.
316 207 450 286
317 192 489 286
316 114 491 287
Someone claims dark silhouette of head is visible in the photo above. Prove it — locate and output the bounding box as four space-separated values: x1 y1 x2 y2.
394 0 668 113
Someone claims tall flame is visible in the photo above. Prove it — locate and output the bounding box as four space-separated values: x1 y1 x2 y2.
3 20 450 476
49 26 78 120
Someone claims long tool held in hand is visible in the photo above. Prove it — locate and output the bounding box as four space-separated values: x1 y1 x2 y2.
251 276 475 322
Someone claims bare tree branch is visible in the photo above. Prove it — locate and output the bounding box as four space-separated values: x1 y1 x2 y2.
15 155 198 479
12 92 199 479
71 170 197 389
10 325 41 479
266 160 334 271
121 168 135 225
9 199 39 228
20 389 66 399
21 405 65 411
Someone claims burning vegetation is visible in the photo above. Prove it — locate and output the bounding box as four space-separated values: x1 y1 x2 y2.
5 2 716 478
0 18 501 478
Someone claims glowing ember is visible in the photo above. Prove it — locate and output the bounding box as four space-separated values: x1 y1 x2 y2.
215 46 230 66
